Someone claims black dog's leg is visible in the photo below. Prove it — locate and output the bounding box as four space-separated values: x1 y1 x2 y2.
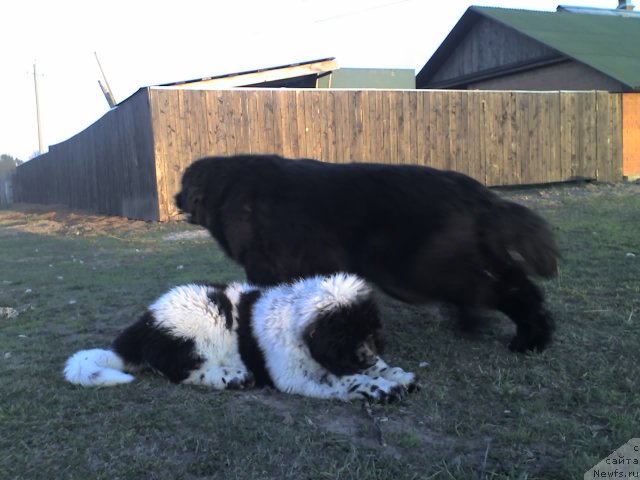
494 272 555 353
453 307 489 334
243 251 285 286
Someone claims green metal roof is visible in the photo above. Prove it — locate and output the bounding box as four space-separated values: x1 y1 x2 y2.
471 6 640 90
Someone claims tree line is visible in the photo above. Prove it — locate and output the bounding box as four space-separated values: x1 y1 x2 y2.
0 154 23 181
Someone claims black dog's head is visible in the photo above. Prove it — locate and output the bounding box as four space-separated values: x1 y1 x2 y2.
304 297 385 377
174 160 210 227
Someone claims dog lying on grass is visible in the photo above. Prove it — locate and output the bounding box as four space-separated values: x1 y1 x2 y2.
175 154 560 353
64 273 418 403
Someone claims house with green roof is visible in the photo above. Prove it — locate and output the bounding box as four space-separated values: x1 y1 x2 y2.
416 3 640 92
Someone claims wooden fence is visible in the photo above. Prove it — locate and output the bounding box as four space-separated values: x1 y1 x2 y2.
14 91 157 219
15 88 623 221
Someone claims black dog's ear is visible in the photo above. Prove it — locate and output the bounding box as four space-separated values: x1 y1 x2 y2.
183 186 210 227
186 186 204 213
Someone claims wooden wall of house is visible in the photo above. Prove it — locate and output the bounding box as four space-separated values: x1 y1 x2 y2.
427 17 558 87
469 62 625 92
14 90 159 220
150 88 622 220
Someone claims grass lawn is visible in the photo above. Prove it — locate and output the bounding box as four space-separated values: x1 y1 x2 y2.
1 181 638 480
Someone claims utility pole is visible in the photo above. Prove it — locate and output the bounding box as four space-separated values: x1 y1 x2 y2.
33 63 44 154
95 52 117 108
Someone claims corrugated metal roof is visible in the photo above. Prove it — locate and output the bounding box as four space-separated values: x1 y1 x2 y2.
471 7 640 90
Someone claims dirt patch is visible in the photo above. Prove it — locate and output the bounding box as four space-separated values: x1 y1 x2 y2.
0 203 154 237
2 181 638 238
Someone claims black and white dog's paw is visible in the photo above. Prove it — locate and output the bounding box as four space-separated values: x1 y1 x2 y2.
385 367 419 393
363 361 419 395
357 378 409 404
225 370 255 390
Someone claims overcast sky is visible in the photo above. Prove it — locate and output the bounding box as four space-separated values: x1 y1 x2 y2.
0 0 619 160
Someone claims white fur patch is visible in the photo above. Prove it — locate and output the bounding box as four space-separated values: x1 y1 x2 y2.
148 283 251 362
64 348 134 386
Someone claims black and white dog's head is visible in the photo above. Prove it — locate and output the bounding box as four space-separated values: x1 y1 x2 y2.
304 303 384 376
297 274 385 377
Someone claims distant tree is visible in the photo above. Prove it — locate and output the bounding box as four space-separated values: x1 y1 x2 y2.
0 154 23 181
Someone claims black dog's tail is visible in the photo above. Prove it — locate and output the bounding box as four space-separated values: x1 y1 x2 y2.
483 201 560 278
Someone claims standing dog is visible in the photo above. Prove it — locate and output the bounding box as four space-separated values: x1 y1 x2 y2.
64 273 418 402
175 154 560 352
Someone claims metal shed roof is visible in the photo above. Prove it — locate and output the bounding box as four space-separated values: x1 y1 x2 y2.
158 57 338 89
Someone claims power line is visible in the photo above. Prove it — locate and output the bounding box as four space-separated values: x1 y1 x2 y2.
313 0 415 24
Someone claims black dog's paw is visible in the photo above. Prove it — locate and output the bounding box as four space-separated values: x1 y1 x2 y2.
508 335 529 353
407 380 421 394
508 332 551 353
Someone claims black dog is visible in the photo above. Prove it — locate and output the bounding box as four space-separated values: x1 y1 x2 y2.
175 154 560 352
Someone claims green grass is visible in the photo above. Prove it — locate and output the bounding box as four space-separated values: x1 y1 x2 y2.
1 182 638 480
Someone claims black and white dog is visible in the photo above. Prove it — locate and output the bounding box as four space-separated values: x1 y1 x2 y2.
175 154 560 353
64 273 418 403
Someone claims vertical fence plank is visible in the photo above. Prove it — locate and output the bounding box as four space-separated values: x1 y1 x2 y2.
582 91 598 179
429 91 444 170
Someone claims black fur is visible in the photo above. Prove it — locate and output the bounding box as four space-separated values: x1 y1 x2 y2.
304 297 385 376
207 289 234 330
112 311 203 383
175 154 561 352
236 289 274 388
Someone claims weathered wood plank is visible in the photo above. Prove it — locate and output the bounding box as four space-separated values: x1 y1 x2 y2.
372 90 385 163
484 91 500 185
238 90 252 155
323 90 337 162
287 90 301 158
580 91 598 179
597 91 623 182
350 90 363 162
261 89 276 154
429 91 444 169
